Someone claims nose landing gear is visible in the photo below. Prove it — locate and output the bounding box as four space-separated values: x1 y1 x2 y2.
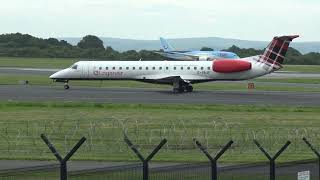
64 83 70 90
54 79 70 90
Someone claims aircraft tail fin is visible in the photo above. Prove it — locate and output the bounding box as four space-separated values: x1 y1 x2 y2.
160 37 174 52
261 35 299 65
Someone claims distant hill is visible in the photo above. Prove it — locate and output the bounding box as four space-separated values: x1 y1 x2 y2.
60 37 320 54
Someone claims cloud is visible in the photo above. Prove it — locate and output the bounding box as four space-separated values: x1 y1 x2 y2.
0 0 319 41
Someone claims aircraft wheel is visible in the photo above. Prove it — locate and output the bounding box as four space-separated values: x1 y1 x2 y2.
64 84 70 90
173 87 184 93
186 85 193 92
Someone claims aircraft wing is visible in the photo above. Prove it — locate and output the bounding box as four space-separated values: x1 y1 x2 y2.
159 76 189 83
154 51 199 61
137 74 190 84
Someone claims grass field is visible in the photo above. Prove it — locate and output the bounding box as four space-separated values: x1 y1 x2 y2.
0 102 319 163
0 57 76 69
0 166 295 180
282 65 320 73
1 73 320 92
255 78 320 84
0 57 320 73
1 56 320 92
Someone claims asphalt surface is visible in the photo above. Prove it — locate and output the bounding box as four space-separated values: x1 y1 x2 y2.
0 159 317 177
1 67 320 105
1 85 320 105
0 67 58 75
0 160 180 172
1 67 320 78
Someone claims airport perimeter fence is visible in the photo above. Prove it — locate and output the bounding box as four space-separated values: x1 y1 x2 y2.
0 135 319 180
68 160 320 180
0 159 318 180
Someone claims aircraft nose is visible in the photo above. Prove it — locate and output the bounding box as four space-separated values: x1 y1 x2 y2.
50 70 65 79
49 72 59 79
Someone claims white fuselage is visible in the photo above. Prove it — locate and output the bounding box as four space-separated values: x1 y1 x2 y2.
50 58 273 84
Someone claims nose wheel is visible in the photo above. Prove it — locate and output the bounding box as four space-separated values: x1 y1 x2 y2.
64 83 70 90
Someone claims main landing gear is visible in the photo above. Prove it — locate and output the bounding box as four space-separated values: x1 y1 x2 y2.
173 84 193 93
173 80 193 93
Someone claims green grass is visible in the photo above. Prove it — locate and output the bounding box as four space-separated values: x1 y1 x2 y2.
196 81 320 92
1 57 320 92
254 78 320 84
282 65 320 73
0 57 75 68
0 102 319 163
1 73 320 92
0 57 320 74
0 169 59 180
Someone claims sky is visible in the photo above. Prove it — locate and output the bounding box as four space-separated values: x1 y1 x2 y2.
0 0 319 41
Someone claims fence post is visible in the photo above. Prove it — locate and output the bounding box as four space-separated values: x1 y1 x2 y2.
254 139 291 180
194 139 233 180
41 134 86 180
303 137 320 180
124 135 167 180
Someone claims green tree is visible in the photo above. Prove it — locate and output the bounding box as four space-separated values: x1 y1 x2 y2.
77 35 104 49
139 50 164 60
121 50 140 60
104 46 120 60
200 47 214 51
223 45 262 58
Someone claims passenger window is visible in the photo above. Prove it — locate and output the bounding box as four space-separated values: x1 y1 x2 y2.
194 67 197 70
207 67 210 70
152 67 155 70
187 67 190 70
159 67 162 70
71 65 78 70
181 67 183 70
139 67 142 70
174 67 176 70
133 67 136 70
146 67 149 70
99 67 102 70
201 67 204 70
113 67 115 70
166 67 169 70
119 67 122 70
126 67 129 70
106 67 108 70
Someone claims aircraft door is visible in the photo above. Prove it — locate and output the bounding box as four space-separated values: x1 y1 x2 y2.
81 62 90 79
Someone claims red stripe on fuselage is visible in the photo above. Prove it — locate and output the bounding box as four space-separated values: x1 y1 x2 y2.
212 60 252 73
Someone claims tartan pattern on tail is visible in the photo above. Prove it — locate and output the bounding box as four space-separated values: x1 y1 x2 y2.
261 35 299 65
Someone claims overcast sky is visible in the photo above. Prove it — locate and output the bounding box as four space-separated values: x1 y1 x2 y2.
0 0 319 41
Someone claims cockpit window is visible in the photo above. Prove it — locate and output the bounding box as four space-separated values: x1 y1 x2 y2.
71 65 78 70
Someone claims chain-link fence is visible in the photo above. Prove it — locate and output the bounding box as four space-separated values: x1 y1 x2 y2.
0 164 59 180
69 163 142 180
0 159 318 180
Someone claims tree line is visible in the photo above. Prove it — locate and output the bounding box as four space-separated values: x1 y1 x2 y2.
0 33 319 64
222 45 320 65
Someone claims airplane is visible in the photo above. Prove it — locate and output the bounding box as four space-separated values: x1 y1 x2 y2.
50 35 298 93
155 37 240 61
